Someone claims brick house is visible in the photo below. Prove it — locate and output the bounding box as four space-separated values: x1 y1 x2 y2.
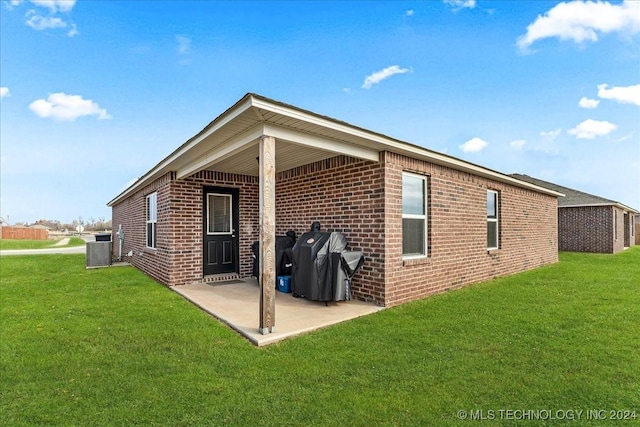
511 174 638 253
108 93 561 325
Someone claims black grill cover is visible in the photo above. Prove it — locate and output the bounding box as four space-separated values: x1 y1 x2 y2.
336 251 365 301
290 231 348 301
252 233 296 279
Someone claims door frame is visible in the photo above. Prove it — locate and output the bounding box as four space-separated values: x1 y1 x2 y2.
203 186 240 276
623 212 630 248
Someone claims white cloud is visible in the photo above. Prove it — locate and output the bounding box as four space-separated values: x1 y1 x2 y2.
459 137 488 153
510 139 527 150
611 132 633 144
29 92 111 121
30 0 75 13
176 35 191 54
597 83 640 106
568 119 617 139
0 87 9 99
361 65 411 89
578 97 600 109
13 1 77 36
444 0 476 11
25 11 66 30
175 35 192 65
67 22 78 37
517 0 640 51
540 128 562 140
8 0 76 11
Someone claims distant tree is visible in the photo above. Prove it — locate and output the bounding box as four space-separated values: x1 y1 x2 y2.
61 221 75 231
78 217 112 231
66 219 80 233
93 217 111 231
32 219 62 230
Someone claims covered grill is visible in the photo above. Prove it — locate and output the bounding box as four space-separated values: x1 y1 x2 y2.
290 223 365 302
251 231 296 279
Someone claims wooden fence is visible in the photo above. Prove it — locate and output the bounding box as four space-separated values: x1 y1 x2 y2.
1 226 49 240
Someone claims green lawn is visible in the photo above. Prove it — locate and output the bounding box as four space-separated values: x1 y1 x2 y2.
0 237 86 250
1 249 638 426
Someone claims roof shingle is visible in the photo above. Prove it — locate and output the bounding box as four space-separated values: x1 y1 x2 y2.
510 174 638 212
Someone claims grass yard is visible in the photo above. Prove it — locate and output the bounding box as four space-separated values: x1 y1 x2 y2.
1 249 638 426
0 237 85 250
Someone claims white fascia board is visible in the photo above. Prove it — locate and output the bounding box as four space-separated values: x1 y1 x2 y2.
176 124 264 179
560 203 614 209
165 96 253 166
252 97 393 149
252 97 564 197
561 203 639 213
398 145 566 197
108 97 254 206
262 123 380 163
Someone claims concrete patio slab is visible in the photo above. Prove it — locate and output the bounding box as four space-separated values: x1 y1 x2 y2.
171 278 383 346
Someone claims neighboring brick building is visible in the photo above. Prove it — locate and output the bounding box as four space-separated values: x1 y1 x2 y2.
511 174 638 254
108 94 562 309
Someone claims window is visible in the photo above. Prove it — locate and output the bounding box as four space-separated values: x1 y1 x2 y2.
632 215 635 236
402 173 427 257
614 210 618 240
207 194 232 234
146 192 157 248
487 190 499 250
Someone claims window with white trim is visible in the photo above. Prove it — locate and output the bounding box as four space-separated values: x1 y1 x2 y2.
487 190 499 250
614 210 618 240
146 192 157 249
207 194 232 234
402 172 427 257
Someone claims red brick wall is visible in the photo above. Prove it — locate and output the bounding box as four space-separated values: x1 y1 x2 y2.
380 152 558 307
111 171 259 286
275 156 386 303
613 206 636 253
275 152 558 306
172 171 259 284
557 205 636 254
558 206 614 253
111 172 174 285
111 152 559 307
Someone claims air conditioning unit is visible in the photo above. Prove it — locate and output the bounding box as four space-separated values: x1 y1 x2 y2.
86 241 112 268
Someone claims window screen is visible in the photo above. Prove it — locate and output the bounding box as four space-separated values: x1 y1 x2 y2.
402 173 427 257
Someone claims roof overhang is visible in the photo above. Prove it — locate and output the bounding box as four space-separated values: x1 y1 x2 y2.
561 203 639 213
108 93 564 206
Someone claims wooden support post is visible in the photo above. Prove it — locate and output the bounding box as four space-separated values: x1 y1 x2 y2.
259 135 276 334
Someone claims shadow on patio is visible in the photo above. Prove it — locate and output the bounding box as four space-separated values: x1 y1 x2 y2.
171 278 384 346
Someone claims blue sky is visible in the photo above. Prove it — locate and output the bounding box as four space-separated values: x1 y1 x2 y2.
1 0 639 225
